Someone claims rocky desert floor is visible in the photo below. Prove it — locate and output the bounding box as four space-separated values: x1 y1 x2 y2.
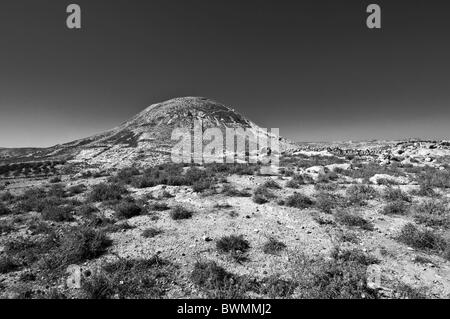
0 143 449 299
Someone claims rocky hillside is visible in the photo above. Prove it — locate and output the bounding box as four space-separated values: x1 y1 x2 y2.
1 97 293 169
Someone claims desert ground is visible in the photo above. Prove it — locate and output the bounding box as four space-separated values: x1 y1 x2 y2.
0 140 450 299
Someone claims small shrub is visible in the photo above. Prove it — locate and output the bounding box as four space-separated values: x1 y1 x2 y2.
44 227 112 270
383 187 411 203
221 185 251 197
382 200 409 215
147 202 170 211
315 192 343 214
397 223 446 254
330 247 379 265
0 220 15 234
412 200 449 229
0 256 20 274
67 184 87 196
263 180 281 189
395 283 427 299
170 206 193 220
142 228 163 238
89 183 128 202
49 176 62 183
216 235 250 254
252 185 275 204
317 171 338 183
110 167 140 184
338 232 360 244
77 204 99 217
41 205 74 222
115 200 143 219
191 261 245 298
346 185 378 206
0 202 12 216
262 237 286 255
335 210 374 231
283 193 314 209
82 256 175 299
291 252 378 299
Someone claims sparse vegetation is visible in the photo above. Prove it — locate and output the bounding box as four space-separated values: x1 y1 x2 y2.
346 184 378 206
396 223 447 258
82 256 175 299
412 200 449 229
89 183 129 202
115 200 143 219
170 206 193 220
252 185 275 204
383 187 411 203
142 227 163 238
291 249 378 299
315 192 343 213
262 237 286 255
334 210 374 231
382 200 409 215
216 235 250 258
282 193 314 209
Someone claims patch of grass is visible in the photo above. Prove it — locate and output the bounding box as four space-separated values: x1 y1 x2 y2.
263 180 282 189
382 200 410 215
283 193 315 209
115 200 143 219
315 192 344 214
49 176 61 183
191 261 247 298
258 276 297 298
76 204 99 217
42 227 112 271
0 255 20 274
0 191 15 203
221 185 251 197
330 247 379 265
147 202 170 211
67 184 87 196
262 237 286 255
338 231 360 244
317 171 338 183
41 205 74 222
314 183 339 192
383 187 411 203
0 220 15 234
396 223 447 257
89 183 129 202
312 214 336 226
142 227 163 238
412 200 449 229
252 185 275 204
170 206 193 220
335 210 374 231
110 167 140 184
0 202 12 216
291 251 378 299
395 283 427 299
417 168 450 189
102 221 135 233
82 256 175 299
216 235 250 255
346 184 378 206
27 220 53 235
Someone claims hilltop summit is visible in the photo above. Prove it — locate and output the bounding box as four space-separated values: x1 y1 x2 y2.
1 97 290 168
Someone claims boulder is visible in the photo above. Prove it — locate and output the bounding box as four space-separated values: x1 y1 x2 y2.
369 174 410 185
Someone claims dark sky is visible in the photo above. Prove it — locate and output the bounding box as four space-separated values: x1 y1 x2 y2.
1 0 449 147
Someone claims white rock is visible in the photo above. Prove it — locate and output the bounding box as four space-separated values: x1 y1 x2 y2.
369 174 409 185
